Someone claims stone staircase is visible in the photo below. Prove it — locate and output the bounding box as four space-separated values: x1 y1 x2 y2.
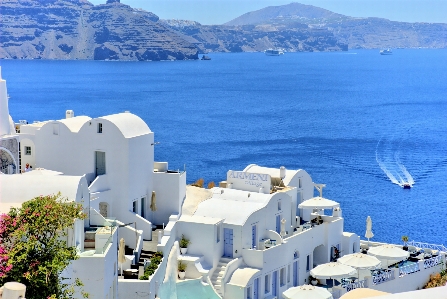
210 257 232 298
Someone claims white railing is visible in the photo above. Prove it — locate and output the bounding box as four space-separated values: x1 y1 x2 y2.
424 255 442 269
408 241 447 252
344 279 367 292
399 262 420 277
372 269 395 285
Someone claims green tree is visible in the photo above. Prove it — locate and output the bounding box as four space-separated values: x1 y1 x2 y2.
0 193 88 299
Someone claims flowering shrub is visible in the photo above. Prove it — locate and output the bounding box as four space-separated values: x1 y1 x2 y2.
0 193 88 298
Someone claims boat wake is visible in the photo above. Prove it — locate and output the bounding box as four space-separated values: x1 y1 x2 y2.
375 136 415 187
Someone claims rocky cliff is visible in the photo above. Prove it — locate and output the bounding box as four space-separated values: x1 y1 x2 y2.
222 2 447 49
161 20 348 53
0 0 199 60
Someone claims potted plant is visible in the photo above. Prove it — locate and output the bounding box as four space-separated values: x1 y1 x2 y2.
402 235 409 251
178 260 187 279
179 234 191 254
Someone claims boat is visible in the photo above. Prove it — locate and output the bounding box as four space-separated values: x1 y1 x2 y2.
403 183 411 189
201 55 211 60
380 48 392 55
264 48 284 56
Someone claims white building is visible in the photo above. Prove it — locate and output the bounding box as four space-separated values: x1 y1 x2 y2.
0 68 185 299
174 166 360 299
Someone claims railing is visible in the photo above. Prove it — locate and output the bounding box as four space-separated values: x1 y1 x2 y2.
408 241 447 253
399 262 420 277
424 255 442 269
344 279 367 292
99 235 113 254
372 269 395 285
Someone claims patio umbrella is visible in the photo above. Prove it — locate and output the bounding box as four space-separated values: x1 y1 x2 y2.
298 197 340 210
367 244 409 267
118 238 126 276
150 191 157 211
283 285 333 299
339 288 389 299
310 262 357 288
365 216 374 244
338 253 381 270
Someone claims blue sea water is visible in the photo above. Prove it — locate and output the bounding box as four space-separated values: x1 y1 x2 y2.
1 49 447 247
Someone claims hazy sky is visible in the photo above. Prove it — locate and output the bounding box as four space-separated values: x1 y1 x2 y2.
89 0 447 25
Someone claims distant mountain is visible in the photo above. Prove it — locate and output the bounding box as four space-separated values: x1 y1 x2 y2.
225 3 346 26
223 2 447 49
0 0 198 60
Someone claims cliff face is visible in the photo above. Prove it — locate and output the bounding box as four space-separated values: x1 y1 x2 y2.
0 0 199 60
327 18 447 49
221 3 447 49
161 20 348 53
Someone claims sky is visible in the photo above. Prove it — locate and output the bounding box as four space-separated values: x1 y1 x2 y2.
89 0 447 25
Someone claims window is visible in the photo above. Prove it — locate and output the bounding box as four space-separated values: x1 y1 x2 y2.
247 286 252 299
298 178 302 188
264 274 270 294
306 255 310 271
278 200 281 211
25 146 31 155
280 268 285 286
216 223 221 243
133 200 138 213
97 123 103 133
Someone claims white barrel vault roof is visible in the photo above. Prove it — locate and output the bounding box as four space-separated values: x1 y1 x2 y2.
0 174 85 213
228 268 260 287
193 188 273 225
100 113 151 138
57 116 92 132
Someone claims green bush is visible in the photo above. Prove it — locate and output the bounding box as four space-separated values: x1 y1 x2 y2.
140 252 164 280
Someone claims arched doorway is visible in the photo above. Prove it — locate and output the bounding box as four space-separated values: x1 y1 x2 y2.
0 147 17 174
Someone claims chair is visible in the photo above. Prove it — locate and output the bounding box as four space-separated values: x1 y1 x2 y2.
424 248 433 258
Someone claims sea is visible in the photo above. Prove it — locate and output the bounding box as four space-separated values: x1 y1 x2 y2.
1 49 446 247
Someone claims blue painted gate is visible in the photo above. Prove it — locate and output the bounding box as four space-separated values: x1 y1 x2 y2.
224 228 233 258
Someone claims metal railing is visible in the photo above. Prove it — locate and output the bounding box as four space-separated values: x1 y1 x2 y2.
372 269 395 285
424 255 442 269
408 241 447 252
344 279 367 292
399 262 420 277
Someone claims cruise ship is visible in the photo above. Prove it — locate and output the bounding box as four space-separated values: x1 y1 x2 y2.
265 48 284 56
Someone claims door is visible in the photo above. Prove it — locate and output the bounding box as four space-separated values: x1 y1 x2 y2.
224 228 233 258
254 278 259 299
252 224 257 249
276 215 281 234
95 151 106 176
272 271 277 296
140 197 145 218
293 261 298 286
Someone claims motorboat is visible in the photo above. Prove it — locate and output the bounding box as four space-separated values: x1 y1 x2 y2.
201 55 211 60
380 48 392 55
402 183 411 189
265 49 284 56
